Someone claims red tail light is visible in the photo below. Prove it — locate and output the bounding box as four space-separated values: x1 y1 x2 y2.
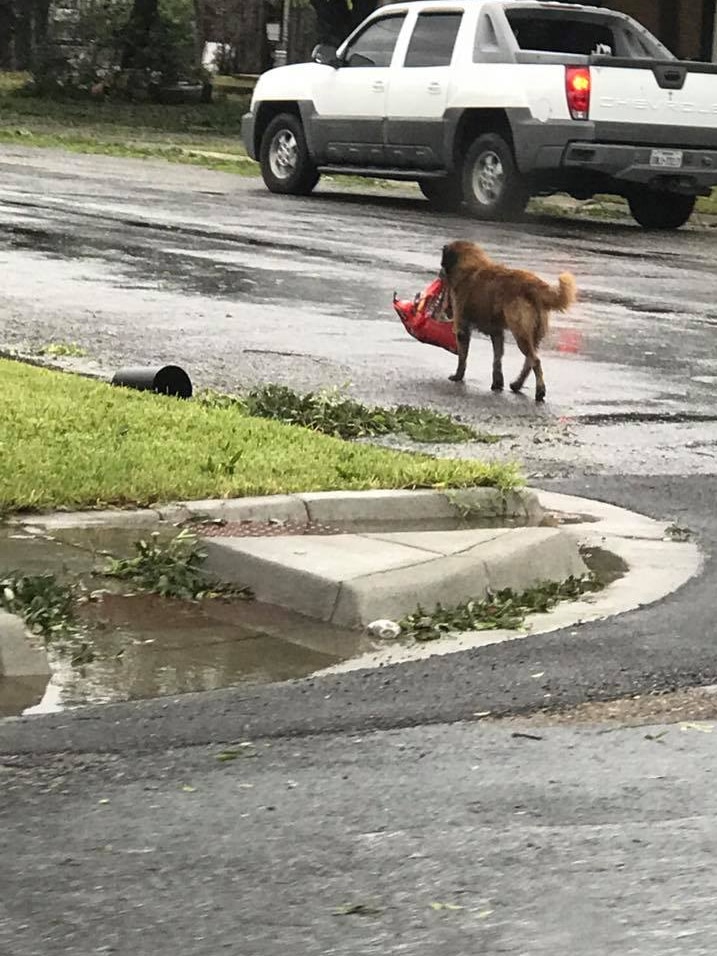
566 66 591 120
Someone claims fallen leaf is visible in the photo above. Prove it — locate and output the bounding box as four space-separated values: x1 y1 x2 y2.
430 902 464 912
473 711 491 718
478 909 494 919
531 672 545 679
217 743 258 760
98 798 110 805
334 902 382 917
680 722 713 734
181 785 197 793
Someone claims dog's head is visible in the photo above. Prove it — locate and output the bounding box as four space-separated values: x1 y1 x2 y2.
440 240 487 280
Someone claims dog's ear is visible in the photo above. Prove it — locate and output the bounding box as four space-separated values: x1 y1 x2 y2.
441 243 458 276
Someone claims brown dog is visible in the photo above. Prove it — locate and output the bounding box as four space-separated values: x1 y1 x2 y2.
440 240 577 402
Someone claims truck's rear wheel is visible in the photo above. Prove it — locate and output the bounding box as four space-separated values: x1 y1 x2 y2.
259 113 319 196
418 177 463 212
628 190 696 230
462 133 528 221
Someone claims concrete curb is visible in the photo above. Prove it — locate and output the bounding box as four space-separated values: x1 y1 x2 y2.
316 489 704 675
203 525 586 628
3 487 702 691
0 609 50 679
1 487 540 674
10 487 540 531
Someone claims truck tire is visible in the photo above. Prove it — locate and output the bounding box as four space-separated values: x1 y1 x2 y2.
628 190 696 230
418 177 463 212
259 113 319 196
462 133 528 221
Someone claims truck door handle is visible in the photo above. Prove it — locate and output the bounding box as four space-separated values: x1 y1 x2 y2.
372 81 385 92
427 82 442 94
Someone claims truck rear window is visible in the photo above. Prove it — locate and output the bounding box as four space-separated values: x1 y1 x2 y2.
506 11 616 56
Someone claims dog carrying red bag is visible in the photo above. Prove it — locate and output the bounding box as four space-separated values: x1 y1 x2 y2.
393 278 458 355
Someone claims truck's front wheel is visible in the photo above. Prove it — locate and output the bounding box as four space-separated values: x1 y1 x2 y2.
628 190 696 230
462 133 528 221
259 113 319 196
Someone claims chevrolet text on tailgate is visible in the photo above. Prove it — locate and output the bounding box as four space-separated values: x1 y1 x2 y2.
242 0 717 229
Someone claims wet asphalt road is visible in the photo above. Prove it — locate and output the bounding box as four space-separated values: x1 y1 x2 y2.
5 717 717 956
2 148 717 955
1 146 717 477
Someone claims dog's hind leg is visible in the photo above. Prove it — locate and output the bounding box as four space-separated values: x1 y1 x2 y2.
449 322 471 383
532 355 546 403
510 333 546 402
509 349 532 394
490 331 504 391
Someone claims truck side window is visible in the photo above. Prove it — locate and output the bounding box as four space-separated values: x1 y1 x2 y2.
404 12 463 68
342 15 406 68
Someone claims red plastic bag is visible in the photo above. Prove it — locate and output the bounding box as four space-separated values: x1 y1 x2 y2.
393 277 458 354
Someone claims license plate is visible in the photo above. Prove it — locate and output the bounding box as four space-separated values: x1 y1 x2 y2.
650 148 683 169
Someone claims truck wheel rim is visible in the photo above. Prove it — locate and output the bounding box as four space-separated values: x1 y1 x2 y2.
269 129 298 179
473 150 504 205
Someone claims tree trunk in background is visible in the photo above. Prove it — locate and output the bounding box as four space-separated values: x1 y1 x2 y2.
234 0 268 73
310 0 378 47
0 0 16 69
14 0 50 68
192 0 207 63
289 2 318 64
121 0 160 69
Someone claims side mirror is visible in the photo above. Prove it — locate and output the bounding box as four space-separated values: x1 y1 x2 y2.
312 44 340 68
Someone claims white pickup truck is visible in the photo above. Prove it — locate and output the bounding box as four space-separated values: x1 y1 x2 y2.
242 0 717 229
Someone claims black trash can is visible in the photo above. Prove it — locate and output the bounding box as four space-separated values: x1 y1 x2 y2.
111 365 193 399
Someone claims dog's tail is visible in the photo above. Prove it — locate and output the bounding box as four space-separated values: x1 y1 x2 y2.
542 272 577 312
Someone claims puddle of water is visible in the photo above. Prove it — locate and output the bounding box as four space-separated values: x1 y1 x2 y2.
540 511 600 527
0 675 50 719
0 506 608 717
0 528 101 579
46 592 363 710
572 411 717 426
0 524 368 716
581 545 629 587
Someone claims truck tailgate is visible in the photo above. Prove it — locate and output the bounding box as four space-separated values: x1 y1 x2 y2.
588 58 717 134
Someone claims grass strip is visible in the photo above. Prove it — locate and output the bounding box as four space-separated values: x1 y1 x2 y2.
0 358 519 513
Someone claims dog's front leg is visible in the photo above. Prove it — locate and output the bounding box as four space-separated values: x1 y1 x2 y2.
490 331 504 391
449 323 470 382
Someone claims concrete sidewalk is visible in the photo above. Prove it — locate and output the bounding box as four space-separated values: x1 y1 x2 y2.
8 486 580 635
1 485 701 714
203 526 585 628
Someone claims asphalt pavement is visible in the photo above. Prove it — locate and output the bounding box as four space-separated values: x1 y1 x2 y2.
2 148 717 955
4 710 717 956
1 146 717 478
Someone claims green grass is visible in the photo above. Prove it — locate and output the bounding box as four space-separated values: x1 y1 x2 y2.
0 128 258 173
697 191 717 216
0 70 255 171
36 341 88 358
0 359 519 513
532 190 717 221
